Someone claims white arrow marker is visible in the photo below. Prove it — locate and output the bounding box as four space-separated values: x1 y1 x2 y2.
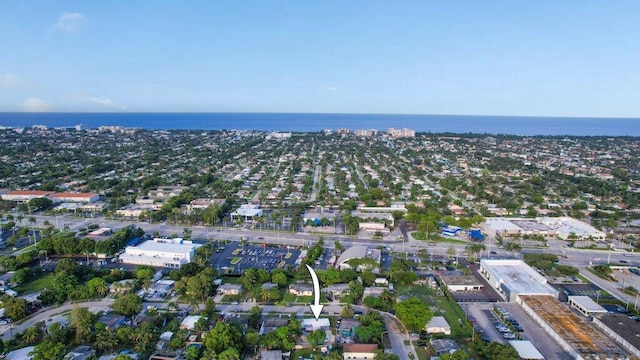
306 264 324 320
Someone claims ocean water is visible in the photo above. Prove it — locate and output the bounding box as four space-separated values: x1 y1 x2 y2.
1 112 640 136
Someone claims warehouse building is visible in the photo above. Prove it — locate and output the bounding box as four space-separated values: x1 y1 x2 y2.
517 295 627 359
478 259 558 302
119 238 201 269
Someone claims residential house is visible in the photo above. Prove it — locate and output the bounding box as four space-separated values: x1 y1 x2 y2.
324 283 350 297
216 283 242 296
425 316 451 335
180 315 204 331
289 284 313 297
64 345 96 360
338 319 362 337
98 314 126 331
259 317 290 335
343 344 378 360
260 350 284 360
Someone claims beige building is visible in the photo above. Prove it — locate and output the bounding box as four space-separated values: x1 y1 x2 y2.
216 283 242 295
343 344 378 360
425 316 451 335
289 284 313 296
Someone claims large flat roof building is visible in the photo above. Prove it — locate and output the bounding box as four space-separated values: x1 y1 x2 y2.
567 296 607 317
50 192 100 203
593 313 640 357
517 295 627 359
479 259 558 302
483 217 605 241
1 190 54 202
119 238 201 269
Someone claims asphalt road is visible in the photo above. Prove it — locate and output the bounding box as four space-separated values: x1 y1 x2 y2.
0 298 113 341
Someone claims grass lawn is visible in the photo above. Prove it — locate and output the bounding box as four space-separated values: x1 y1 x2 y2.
586 267 615 281
291 348 326 359
397 285 471 339
282 293 297 302
576 273 591 283
415 346 429 360
15 273 55 294
220 276 243 284
295 295 314 303
437 294 472 338
222 294 241 303
282 293 314 303
230 257 241 265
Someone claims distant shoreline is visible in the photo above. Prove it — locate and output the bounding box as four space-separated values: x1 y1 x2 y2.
1 112 640 136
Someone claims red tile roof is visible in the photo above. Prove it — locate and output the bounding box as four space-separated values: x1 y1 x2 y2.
6 190 54 196
51 192 98 198
343 344 378 353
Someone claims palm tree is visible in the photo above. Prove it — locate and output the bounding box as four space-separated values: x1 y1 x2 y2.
94 280 109 297
466 243 486 261
28 216 36 227
446 246 456 260
182 227 192 240
505 242 522 258
334 240 344 256
22 326 40 344
95 328 118 352
259 287 271 302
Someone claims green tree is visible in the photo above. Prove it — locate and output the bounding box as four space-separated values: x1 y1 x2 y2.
375 352 400 360
271 271 288 286
29 339 66 360
395 297 433 331
22 326 41 344
307 329 326 348
248 306 263 329
204 321 243 355
136 266 155 288
69 306 96 345
484 342 520 360
218 348 241 360
112 294 143 319
341 304 355 318
440 350 468 360
86 277 109 297
3 296 28 320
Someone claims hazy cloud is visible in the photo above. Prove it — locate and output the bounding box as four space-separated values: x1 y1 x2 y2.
23 97 52 112
0 73 32 89
69 92 128 110
88 96 128 110
53 12 86 32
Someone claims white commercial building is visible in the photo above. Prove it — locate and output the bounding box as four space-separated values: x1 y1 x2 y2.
50 192 100 203
119 238 201 269
425 316 451 335
567 295 607 317
483 217 605 241
479 259 558 302
230 204 263 221
508 340 545 360
1 190 54 202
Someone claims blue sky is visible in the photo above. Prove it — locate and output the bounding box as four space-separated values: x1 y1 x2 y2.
1 1 639 117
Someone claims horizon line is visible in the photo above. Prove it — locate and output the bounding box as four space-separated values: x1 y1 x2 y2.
1 111 640 120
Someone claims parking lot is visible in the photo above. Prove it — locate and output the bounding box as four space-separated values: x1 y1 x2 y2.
461 302 572 360
210 242 301 275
